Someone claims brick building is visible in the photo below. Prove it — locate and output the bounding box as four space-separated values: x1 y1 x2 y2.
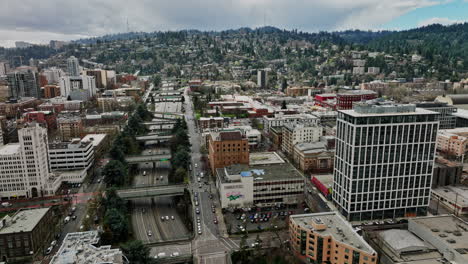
58 115 84 141
23 111 57 130
289 212 377 264
336 90 377 110
0 208 56 263
43 85 61 98
208 131 249 174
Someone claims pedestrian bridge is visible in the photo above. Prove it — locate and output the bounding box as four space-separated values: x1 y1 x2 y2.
117 184 186 199
125 153 171 164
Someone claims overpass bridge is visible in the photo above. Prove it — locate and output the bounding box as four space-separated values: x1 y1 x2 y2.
117 184 186 199
125 153 171 164
143 120 177 130
136 134 172 143
152 112 183 120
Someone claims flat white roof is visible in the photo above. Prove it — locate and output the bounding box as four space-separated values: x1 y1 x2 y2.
340 107 437 117
81 134 107 148
0 208 50 234
0 144 21 155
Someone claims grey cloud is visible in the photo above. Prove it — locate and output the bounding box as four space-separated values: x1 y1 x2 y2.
0 0 447 46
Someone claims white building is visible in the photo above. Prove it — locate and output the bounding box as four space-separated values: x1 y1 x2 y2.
49 138 94 173
333 101 439 221
50 231 124 264
42 67 65 85
367 67 380 75
282 123 323 155
263 113 319 132
257 69 268 88
59 76 96 100
0 124 60 199
67 56 80 76
353 66 365 75
215 153 305 208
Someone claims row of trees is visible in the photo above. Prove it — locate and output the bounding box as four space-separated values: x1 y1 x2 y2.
170 119 191 183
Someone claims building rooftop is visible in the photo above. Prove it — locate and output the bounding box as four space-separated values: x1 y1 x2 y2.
210 131 243 141
50 231 123 264
341 102 437 117
432 185 468 208
378 229 430 254
249 152 284 165
218 162 303 183
291 212 376 254
0 208 50 234
81 134 107 149
154 101 182 113
49 140 91 150
294 141 328 154
0 144 21 156
409 215 468 263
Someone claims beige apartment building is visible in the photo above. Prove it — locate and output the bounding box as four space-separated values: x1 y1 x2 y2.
290 212 377 264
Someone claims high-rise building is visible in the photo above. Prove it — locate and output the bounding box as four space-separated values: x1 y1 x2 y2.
67 56 80 76
257 69 268 89
42 67 65 85
6 70 41 99
208 131 249 174
59 76 96 100
333 101 439 221
0 124 59 199
0 61 10 76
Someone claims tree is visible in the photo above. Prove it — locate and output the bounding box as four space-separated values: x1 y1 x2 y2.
104 187 127 212
102 160 128 187
172 146 190 169
174 168 187 183
136 103 152 121
104 208 128 242
122 240 153 264
150 93 155 104
281 77 288 92
152 74 162 87
281 100 287 109
109 144 126 162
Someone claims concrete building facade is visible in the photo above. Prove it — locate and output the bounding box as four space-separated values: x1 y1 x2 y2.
208 131 249 174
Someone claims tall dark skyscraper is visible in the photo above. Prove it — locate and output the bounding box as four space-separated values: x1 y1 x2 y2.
333 101 439 221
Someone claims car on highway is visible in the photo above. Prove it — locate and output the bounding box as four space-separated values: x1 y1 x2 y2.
72 215 77 221
197 177 201 182
171 216 175 220
195 208 200 214
97 179 101 183
165 216 169 221
196 217 201 223
50 240 57 247
212 208 216 213
194 192 198 197
213 219 218 224
198 183 202 188
195 200 199 206
45 247 53 255
194 163 198 168
143 171 146 176
171 252 180 257
161 216 165 221
147 230 152 236
198 229 202 235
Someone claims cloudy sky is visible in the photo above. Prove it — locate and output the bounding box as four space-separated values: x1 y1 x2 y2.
1 0 467 47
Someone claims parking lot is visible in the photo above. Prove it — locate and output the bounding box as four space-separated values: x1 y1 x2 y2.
223 203 310 233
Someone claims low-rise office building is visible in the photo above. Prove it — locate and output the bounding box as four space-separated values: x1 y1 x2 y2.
57 115 84 141
263 113 319 132
0 208 56 262
293 141 334 173
431 185 468 215
215 154 305 208
290 212 377 264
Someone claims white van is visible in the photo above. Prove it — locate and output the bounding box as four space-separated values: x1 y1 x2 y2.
143 171 146 176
